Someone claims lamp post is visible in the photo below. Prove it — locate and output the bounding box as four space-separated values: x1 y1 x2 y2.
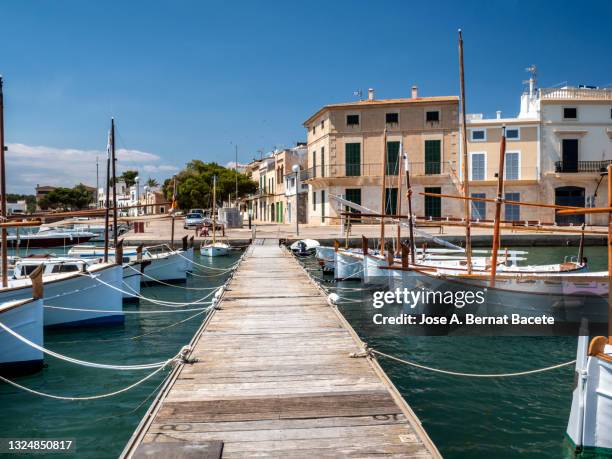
143 185 148 215
292 164 300 236
135 175 140 216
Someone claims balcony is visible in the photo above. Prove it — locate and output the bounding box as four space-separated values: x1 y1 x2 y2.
540 87 612 101
554 160 612 173
302 161 454 180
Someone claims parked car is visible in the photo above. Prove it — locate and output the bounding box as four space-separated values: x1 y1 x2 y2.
189 208 205 215
184 212 205 229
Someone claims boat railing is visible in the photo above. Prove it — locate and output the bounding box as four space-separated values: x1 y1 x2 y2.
144 243 176 256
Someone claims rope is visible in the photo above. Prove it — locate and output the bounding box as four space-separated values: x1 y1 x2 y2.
370 349 576 378
188 268 237 278
127 264 222 290
43 304 213 314
0 321 174 370
175 251 240 271
0 362 170 401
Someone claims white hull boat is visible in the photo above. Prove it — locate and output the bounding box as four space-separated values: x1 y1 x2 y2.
201 243 230 257
0 297 44 376
567 335 612 455
122 262 143 301
290 239 320 256
315 246 335 273
334 250 363 281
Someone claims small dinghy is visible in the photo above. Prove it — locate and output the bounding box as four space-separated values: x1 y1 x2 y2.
201 175 230 257
290 239 320 257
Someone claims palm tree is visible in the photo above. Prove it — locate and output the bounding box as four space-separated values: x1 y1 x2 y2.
145 178 159 188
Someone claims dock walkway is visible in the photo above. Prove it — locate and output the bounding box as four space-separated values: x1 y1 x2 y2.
122 239 439 458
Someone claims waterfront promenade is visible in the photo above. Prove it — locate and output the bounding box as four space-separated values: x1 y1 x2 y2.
122 239 440 458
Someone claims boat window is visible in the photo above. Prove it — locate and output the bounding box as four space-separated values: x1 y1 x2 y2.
21 264 42 276
51 264 80 274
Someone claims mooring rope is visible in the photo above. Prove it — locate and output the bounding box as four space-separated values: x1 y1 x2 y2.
0 362 171 401
43 304 214 314
369 348 576 378
0 321 175 370
126 264 222 290
175 251 240 271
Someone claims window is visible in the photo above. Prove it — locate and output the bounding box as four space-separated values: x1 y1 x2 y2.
312 151 317 178
505 152 520 180
385 188 398 215
426 111 440 122
506 128 520 140
470 153 486 180
51 264 80 274
21 264 42 276
424 140 441 174
561 139 579 172
563 107 577 119
321 190 326 221
345 143 361 176
386 112 399 124
347 114 359 126
424 187 442 218
345 189 362 223
505 192 520 221
312 190 316 211
321 120 325 130
471 193 486 220
321 147 325 177
471 129 486 141
386 141 400 175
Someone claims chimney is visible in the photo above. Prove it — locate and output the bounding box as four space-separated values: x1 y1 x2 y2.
496 110 502 119
411 85 418 99
368 88 375 101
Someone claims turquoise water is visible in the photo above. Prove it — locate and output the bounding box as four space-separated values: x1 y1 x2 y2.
0 250 240 458
302 246 608 459
0 245 606 458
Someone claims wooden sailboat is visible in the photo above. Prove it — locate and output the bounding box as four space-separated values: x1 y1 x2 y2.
202 175 230 257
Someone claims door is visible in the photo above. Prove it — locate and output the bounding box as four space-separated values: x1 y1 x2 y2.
345 188 362 223
504 192 521 221
555 187 585 225
424 187 441 218
425 140 441 175
471 193 486 220
562 139 578 172
385 188 398 215
345 143 361 176
386 142 400 175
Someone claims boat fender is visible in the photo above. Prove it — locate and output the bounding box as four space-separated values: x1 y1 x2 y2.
178 345 197 364
328 293 339 305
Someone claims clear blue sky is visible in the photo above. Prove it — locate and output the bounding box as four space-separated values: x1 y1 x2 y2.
1 0 611 193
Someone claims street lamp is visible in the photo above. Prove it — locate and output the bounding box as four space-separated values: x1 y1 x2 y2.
292 164 300 236
135 176 140 216
143 185 149 215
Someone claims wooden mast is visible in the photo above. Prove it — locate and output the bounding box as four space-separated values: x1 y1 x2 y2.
103 127 111 262
404 155 416 264
170 175 177 249
458 29 472 274
213 175 217 245
0 77 7 287
380 128 388 254
395 141 403 255
490 126 507 286
110 118 118 248
608 163 612 342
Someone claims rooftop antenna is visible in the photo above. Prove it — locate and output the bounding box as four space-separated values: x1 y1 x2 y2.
353 90 363 101
523 64 537 96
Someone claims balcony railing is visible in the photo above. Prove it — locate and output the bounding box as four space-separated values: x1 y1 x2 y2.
555 160 612 173
302 161 454 179
540 87 612 101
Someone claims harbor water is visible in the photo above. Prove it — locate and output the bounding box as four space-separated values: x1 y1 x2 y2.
0 245 606 458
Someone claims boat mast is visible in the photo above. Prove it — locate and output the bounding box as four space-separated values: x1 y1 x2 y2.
490 126 507 286
395 141 403 255
235 144 239 208
404 154 416 264
458 29 473 274
170 175 177 249
212 175 217 244
103 129 111 262
110 118 118 248
608 164 612 342
379 128 388 255
0 77 7 287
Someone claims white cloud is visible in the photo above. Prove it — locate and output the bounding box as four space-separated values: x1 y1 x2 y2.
5 143 178 194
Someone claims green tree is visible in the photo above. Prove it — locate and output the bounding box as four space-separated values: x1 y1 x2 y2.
38 184 94 210
118 170 139 187
162 161 256 211
7 194 37 213
145 177 159 188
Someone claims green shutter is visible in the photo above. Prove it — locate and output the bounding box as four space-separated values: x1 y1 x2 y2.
345 143 361 176
425 140 441 174
385 188 398 215
386 142 400 175
424 187 441 218
345 188 362 223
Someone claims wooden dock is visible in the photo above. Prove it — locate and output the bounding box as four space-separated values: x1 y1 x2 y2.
122 239 440 458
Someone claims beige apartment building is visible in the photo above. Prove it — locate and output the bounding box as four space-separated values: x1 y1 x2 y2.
303 87 460 225
246 144 308 224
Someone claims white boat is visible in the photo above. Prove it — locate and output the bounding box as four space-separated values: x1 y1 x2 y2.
68 244 189 283
201 175 230 257
8 258 123 327
290 239 320 256
0 296 44 376
567 335 612 455
334 249 363 281
315 246 335 273
4 228 97 248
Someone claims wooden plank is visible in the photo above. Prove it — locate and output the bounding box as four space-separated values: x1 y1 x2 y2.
121 240 439 458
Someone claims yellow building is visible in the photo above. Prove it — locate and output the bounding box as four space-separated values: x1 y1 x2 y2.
303 87 460 225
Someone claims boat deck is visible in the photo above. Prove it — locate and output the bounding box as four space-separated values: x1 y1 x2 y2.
121 239 439 458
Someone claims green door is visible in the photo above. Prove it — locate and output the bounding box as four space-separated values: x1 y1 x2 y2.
424 187 441 218
386 141 400 175
385 188 398 215
425 140 441 175
345 143 361 176
345 188 362 223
